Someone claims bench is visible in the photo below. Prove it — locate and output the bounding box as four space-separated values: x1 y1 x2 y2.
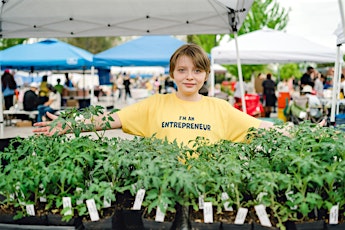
3 110 39 126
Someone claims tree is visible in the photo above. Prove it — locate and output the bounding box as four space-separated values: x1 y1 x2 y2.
0 38 26 51
189 0 289 82
60 37 122 54
279 63 301 81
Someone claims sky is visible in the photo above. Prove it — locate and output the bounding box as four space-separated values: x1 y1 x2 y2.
276 0 342 49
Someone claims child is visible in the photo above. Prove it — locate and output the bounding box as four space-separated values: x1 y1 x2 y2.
34 44 274 146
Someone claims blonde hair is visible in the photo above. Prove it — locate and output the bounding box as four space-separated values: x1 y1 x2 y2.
169 43 210 79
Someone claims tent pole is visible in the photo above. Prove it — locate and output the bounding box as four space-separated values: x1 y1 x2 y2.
338 0 345 43
209 56 215 97
330 45 342 123
234 32 247 114
0 68 4 138
91 66 95 106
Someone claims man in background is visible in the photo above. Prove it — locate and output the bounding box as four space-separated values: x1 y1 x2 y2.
23 82 39 111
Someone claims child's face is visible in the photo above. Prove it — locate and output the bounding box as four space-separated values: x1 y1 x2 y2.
173 55 207 99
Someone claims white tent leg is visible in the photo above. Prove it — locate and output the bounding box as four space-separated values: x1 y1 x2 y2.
90 66 95 106
330 45 342 123
338 0 345 44
234 32 247 114
0 69 4 138
209 57 215 97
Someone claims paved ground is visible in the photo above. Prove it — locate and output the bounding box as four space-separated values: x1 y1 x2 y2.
1 95 278 139
1 96 135 139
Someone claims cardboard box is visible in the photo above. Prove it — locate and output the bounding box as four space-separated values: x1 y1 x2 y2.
66 99 78 107
16 120 32 127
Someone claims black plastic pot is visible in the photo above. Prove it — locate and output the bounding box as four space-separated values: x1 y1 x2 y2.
142 208 175 230
189 208 221 230
47 214 82 228
222 222 253 230
252 223 279 230
82 215 113 230
0 222 76 229
326 222 345 230
121 209 145 230
286 220 325 230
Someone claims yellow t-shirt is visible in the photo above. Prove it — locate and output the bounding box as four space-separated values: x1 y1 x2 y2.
117 93 261 146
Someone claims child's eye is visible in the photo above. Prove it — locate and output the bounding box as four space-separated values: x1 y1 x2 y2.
194 69 202 73
178 68 186 72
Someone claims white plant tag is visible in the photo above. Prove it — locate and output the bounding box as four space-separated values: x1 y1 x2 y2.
39 184 46 202
132 189 145 210
234 207 248 224
203 202 213 223
26 204 35 216
63 197 72 216
86 199 100 221
198 195 204 209
76 187 83 205
103 197 111 208
10 193 14 201
155 203 167 222
256 192 268 202
329 204 339 224
285 191 297 210
221 192 233 211
254 204 272 227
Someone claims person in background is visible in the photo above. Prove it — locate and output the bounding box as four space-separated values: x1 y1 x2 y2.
23 82 39 111
340 74 345 99
34 43 276 147
254 73 264 103
54 78 64 94
300 66 315 90
64 72 74 88
37 84 61 122
262 73 277 118
1 69 17 110
314 73 325 97
38 75 49 105
123 73 132 100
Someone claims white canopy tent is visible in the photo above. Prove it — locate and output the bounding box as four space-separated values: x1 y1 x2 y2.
210 28 338 112
0 0 254 137
330 0 345 124
211 28 337 64
0 0 253 38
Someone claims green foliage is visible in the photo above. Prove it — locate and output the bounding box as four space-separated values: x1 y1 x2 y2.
1 112 344 227
279 63 302 80
0 38 26 51
60 37 121 54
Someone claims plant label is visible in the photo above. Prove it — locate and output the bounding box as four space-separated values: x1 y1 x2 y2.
76 187 83 205
221 192 234 211
103 197 111 208
132 188 145 210
329 204 339 224
39 184 46 202
203 202 213 223
198 195 204 209
155 203 167 222
285 191 297 210
63 197 72 216
255 204 272 227
86 199 100 221
26 204 35 216
234 207 248 224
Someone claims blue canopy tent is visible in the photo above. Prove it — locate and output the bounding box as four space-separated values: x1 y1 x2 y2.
0 39 95 114
94 35 186 67
0 39 94 70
